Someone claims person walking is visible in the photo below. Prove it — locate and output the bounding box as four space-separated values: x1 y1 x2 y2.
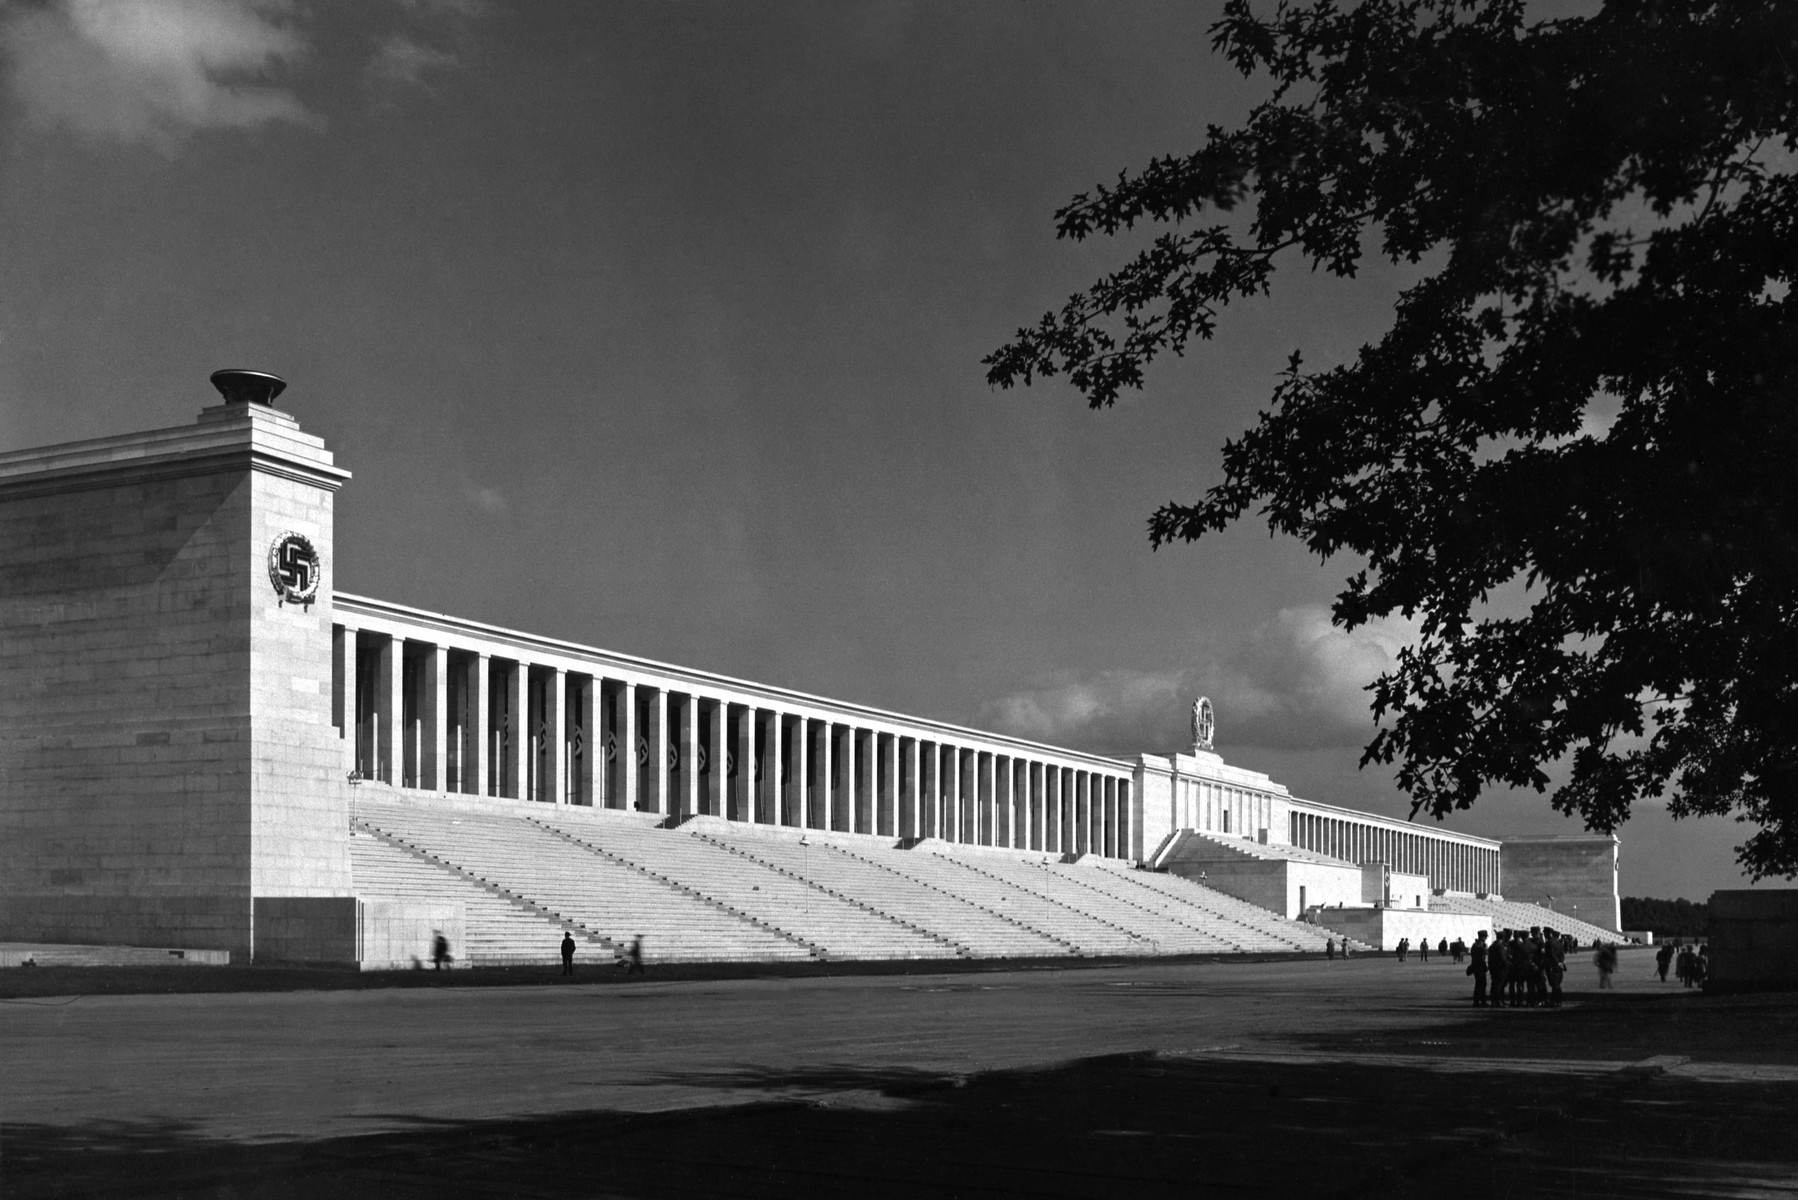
560 930 576 977
1655 942 1674 983
626 934 646 976
1326 937 1336 960
1595 941 1618 989
431 931 451 971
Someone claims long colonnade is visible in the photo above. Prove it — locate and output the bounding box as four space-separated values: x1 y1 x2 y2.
1287 807 1499 894
332 594 1136 859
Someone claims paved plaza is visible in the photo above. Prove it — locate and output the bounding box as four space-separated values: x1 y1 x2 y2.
4 949 1798 1197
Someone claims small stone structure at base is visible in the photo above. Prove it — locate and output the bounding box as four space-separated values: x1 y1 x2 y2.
1706 889 1798 994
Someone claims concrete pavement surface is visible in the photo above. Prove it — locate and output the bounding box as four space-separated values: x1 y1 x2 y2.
4 948 1796 1197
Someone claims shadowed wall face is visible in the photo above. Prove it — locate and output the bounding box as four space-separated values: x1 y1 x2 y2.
1499 836 1620 932
0 463 255 953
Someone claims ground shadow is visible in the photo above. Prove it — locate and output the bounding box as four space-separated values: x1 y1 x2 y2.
6 1050 1797 1198
1275 986 1798 1067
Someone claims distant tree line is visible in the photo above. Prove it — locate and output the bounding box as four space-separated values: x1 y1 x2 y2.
1620 897 1708 937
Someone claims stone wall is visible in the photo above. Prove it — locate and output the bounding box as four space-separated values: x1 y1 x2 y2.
0 462 255 956
1706 889 1798 994
1316 907 1494 953
0 399 352 962
247 467 352 903
1499 835 1620 931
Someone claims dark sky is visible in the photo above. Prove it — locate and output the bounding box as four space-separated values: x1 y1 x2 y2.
0 0 1755 900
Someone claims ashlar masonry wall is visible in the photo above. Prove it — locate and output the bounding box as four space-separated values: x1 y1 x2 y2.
0 399 351 961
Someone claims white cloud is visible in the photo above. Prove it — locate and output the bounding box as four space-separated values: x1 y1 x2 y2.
463 484 507 514
1 0 315 145
365 32 455 90
1208 604 1418 749
979 604 1418 755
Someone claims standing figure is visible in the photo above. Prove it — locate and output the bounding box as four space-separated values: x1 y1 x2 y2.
560 930 576 977
1470 930 1490 1007
1543 933 1565 1007
432 931 451 971
1655 942 1674 983
1489 931 1510 1007
1326 937 1336 960
627 934 646 976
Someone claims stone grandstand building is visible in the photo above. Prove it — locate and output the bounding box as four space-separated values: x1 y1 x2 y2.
0 375 1623 967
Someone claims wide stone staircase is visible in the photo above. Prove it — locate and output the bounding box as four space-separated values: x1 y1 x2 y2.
355 800 812 964
1430 894 1623 945
545 817 957 962
1082 858 1350 953
841 843 1160 956
349 793 1365 966
709 833 1072 959
922 848 1240 955
349 826 606 964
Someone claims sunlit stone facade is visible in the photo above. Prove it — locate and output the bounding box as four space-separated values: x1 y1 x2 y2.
0 385 1568 963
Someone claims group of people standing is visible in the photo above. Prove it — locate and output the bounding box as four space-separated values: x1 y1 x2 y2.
1655 941 1708 987
1466 927 1574 1007
1394 936 1448 962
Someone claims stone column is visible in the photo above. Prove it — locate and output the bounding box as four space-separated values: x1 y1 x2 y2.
779 715 799 827
763 710 784 825
1037 765 1051 853
872 732 891 837
545 667 566 804
850 728 869 834
902 737 921 840
706 700 727 817
978 753 995 847
1024 760 1036 850
333 624 358 776
1118 778 1128 857
1057 766 1071 854
939 746 957 844
923 742 940 839
372 634 400 786
818 721 835 831
837 725 856 832
618 680 639 812
1096 775 1107 857
644 686 667 816
573 675 595 806
472 655 490 796
679 694 700 819
419 645 447 791
996 757 1012 848
794 717 813 828
1088 772 1100 856
730 705 751 822
1071 770 1085 852
505 660 527 800
1109 777 1121 857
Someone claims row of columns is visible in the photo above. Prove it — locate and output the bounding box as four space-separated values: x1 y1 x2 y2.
1288 811 1498 893
333 625 1134 857
1173 776 1273 840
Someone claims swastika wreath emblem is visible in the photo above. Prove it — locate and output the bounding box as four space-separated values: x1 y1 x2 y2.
267 532 321 607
